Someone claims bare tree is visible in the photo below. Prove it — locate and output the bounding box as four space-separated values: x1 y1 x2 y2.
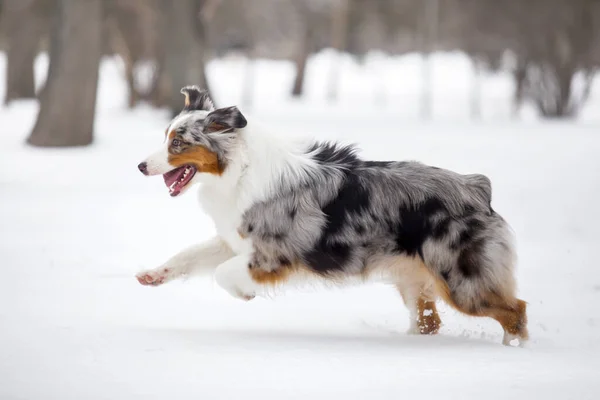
458 0 599 119
522 0 598 118
160 0 211 116
326 0 350 102
512 58 528 118
104 0 157 108
420 0 439 119
27 0 102 147
470 56 483 119
2 0 49 105
290 2 316 97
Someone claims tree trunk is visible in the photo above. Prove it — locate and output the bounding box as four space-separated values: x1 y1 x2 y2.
526 63 578 119
161 0 211 116
512 58 528 118
105 16 138 108
291 25 310 97
27 0 102 147
420 0 439 120
147 12 170 108
555 65 573 117
326 0 349 102
470 57 482 119
148 63 171 108
3 0 42 105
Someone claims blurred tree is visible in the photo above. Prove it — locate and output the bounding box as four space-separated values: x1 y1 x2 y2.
457 0 600 119
470 56 483 119
291 29 309 97
27 0 102 147
161 0 211 116
326 0 350 102
2 0 50 105
104 0 162 108
105 0 144 108
420 0 439 119
291 1 314 97
522 0 599 118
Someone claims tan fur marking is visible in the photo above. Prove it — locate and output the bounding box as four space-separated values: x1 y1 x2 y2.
249 264 296 285
486 298 528 339
416 297 442 334
168 146 223 175
377 255 526 340
391 260 442 335
432 275 528 340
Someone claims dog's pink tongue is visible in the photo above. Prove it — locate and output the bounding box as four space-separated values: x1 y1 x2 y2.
163 167 184 189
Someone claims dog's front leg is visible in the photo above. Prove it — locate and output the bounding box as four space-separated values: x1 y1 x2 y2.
214 254 260 300
136 236 234 286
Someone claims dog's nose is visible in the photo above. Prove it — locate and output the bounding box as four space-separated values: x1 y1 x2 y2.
138 162 148 175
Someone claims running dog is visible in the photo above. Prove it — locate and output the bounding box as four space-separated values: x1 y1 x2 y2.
136 86 528 346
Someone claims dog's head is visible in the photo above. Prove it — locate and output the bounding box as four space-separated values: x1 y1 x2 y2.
138 86 247 196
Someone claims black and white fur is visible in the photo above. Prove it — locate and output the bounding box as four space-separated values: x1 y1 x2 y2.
137 86 528 346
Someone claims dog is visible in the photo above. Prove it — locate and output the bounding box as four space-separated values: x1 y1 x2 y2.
136 85 528 346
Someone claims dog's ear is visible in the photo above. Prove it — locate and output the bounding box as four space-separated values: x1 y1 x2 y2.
204 106 247 133
180 86 215 112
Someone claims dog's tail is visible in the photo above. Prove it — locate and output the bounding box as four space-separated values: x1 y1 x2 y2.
465 173 492 208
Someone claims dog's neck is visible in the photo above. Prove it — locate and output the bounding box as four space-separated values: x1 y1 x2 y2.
200 121 317 211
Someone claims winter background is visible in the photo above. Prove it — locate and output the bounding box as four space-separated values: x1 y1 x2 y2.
2 1 600 399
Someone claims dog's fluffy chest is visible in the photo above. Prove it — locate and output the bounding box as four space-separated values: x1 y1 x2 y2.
197 187 252 255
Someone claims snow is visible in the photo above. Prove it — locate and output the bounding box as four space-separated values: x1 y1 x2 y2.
1 51 600 399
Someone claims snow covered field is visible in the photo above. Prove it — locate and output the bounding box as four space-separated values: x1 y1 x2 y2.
1 52 600 399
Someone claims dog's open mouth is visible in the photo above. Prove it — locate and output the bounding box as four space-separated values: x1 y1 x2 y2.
163 165 197 196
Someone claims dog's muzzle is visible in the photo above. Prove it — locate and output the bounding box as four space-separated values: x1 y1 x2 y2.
138 162 148 175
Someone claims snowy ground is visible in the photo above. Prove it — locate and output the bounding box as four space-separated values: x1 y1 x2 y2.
1 52 600 399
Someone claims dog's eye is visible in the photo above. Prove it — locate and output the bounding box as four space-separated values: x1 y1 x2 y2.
172 139 181 147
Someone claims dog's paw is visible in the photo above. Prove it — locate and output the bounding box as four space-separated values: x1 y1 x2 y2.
136 267 172 286
502 332 527 347
214 260 258 301
218 280 257 301
233 290 256 301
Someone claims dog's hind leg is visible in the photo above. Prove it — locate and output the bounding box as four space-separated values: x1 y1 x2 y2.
487 297 528 346
402 293 441 335
137 236 234 286
422 209 528 346
396 271 441 335
435 279 528 346
430 241 528 346
390 256 442 335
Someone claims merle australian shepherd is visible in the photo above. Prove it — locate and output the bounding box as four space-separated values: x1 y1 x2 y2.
136 86 528 346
